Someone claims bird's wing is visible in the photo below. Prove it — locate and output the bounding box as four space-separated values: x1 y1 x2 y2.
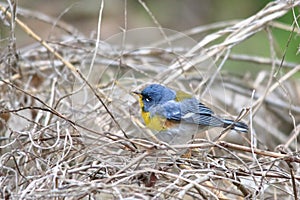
149 100 181 121
179 98 224 127
150 98 224 127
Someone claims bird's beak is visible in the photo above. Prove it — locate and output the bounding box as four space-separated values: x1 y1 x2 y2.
132 91 141 96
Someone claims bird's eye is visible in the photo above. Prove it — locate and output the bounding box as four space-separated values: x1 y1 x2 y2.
144 97 151 102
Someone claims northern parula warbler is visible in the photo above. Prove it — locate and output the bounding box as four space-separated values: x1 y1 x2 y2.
134 84 248 144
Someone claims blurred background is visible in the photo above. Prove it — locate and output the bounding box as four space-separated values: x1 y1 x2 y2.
0 0 296 70
14 0 271 42
0 0 291 54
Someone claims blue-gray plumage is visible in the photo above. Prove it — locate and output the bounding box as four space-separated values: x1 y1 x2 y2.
139 84 248 133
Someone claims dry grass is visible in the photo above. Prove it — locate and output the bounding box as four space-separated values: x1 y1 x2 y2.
1 0 300 199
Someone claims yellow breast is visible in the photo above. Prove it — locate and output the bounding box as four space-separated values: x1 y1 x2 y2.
142 111 168 131
137 95 170 131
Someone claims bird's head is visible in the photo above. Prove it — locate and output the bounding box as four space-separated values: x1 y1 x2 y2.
133 84 176 112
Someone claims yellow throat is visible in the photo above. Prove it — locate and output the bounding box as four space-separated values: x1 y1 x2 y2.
137 95 168 131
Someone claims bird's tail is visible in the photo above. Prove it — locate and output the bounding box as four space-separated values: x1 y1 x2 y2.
223 119 248 133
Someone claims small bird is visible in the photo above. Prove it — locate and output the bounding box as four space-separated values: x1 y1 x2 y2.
134 84 248 144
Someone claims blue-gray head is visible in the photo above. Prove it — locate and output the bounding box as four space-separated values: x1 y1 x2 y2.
139 84 176 112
